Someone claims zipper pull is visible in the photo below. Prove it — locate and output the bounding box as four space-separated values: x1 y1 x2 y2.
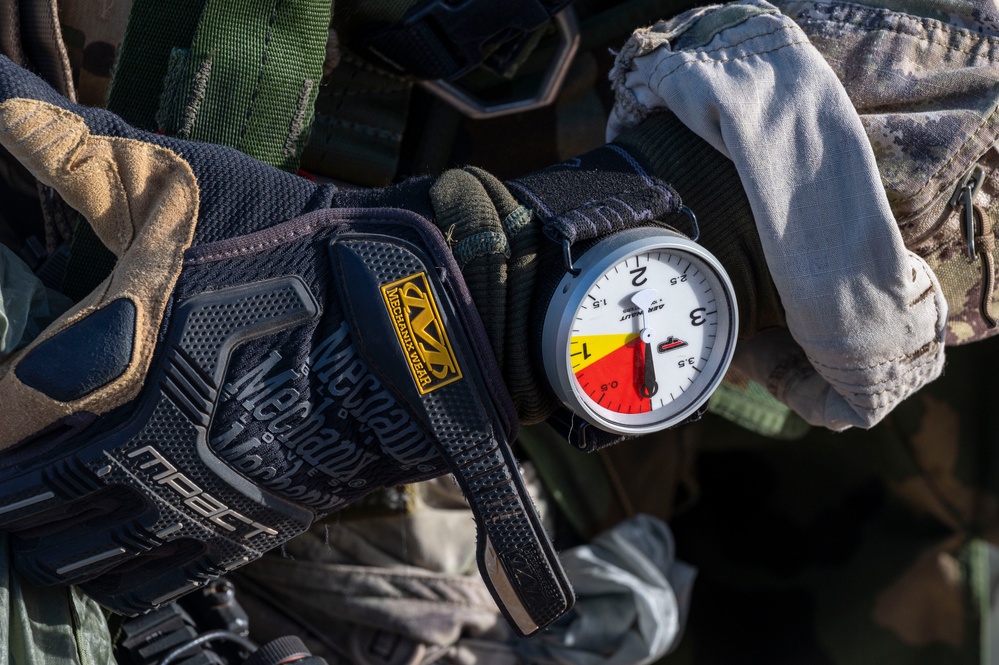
949 165 986 260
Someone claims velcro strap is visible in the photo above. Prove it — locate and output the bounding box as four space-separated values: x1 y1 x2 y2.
507 142 695 450
506 143 687 245
329 230 573 636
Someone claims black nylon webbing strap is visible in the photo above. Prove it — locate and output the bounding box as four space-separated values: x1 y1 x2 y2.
329 232 573 636
505 143 687 245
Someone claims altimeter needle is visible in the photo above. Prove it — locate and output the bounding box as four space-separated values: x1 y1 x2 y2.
631 288 659 398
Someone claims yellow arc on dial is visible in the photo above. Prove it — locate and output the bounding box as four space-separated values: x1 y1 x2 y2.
569 333 639 371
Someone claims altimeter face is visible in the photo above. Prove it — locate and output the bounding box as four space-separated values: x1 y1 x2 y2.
542 228 738 435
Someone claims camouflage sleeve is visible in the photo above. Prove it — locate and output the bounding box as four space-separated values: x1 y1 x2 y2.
778 0 999 346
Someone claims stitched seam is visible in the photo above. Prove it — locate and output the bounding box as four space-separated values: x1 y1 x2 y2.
45 0 75 101
187 223 325 262
505 180 554 219
640 22 804 76
909 284 935 307
772 343 940 410
283 78 314 158
453 231 510 265
606 143 684 211
623 22 801 62
238 0 283 151
179 57 212 139
812 340 941 393
835 358 941 407
650 34 814 85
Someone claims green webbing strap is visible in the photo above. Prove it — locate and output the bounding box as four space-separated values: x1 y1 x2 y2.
105 0 207 130
299 52 413 187
59 0 186 297
707 379 811 440
109 0 328 171
156 0 330 172
67 0 329 300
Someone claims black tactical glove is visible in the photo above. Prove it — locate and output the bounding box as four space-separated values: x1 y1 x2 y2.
0 57 570 636
0 55 778 635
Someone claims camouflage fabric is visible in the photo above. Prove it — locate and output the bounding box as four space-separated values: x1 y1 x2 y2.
231 478 519 665
778 0 999 345
1 535 115 665
57 0 132 107
657 333 999 665
0 244 71 360
0 244 109 665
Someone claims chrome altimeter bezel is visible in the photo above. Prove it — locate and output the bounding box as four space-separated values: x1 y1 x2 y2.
541 227 738 435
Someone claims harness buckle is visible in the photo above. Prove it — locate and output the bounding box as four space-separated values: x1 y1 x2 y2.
419 8 580 119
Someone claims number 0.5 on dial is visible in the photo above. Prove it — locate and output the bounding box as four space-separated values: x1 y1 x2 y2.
542 228 738 435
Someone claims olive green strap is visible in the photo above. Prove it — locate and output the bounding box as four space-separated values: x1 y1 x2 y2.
1 534 115 665
154 0 329 172
105 0 208 131
109 0 328 172
67 0 329 300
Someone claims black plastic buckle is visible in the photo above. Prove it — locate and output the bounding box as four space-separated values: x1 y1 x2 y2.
362 0 570 80
420 8 580 119
413 0 551 77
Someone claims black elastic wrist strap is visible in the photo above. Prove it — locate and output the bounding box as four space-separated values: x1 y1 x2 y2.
330 220 572 637
506 143 691 246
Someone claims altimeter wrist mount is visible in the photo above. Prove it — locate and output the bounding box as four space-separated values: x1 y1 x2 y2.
508 144 739 451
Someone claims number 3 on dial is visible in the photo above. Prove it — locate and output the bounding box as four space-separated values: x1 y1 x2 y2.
541 227 738 435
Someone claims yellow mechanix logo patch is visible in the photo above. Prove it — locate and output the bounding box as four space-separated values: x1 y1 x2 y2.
381 272 463 394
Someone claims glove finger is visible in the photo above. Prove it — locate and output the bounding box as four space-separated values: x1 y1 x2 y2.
0 98 198 450
0 98 197 257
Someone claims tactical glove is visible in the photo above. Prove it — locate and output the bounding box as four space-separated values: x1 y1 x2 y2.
0 54 774 634
0 57 571 636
